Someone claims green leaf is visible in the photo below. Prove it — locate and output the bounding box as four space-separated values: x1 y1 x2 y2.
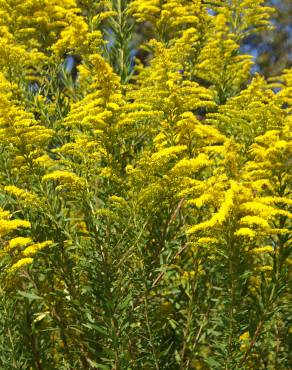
87 358 110 369
82 323 107 336
18 291 42 300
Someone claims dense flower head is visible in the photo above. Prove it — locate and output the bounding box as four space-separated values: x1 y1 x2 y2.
7 257 33 273
42 170 86 192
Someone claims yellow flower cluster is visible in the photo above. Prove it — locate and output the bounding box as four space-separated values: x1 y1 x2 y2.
187 181 239 235
42 170 86 191
0 206 53 273
171 154 211 176
8 257 33 273
239 331 250 351
7 237 32 251
4 185 40 206
0 207 32 273
0 73 54 173
250 246 274 255
0 218 31 237
0 0 81 78
22 240 53 257
129 0 201 41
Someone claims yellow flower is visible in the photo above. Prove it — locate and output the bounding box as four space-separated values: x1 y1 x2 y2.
250 246 274 254
240 331 250 341
239 331 250 351
187 181 238 235
239 215 270 229
22 241 53 257
0 219 31 237
7 237 32 252
235 227 256 239
4 185 39 205
171 154 211 176
8 258 33 273
42 170 86 190
257 265 273 272
151 145 187 163
197 237 218 245
109 195 127 206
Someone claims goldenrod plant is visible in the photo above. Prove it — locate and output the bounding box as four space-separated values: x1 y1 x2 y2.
0 0 291 369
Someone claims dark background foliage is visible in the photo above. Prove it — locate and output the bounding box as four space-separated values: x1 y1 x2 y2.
242 0 291 76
